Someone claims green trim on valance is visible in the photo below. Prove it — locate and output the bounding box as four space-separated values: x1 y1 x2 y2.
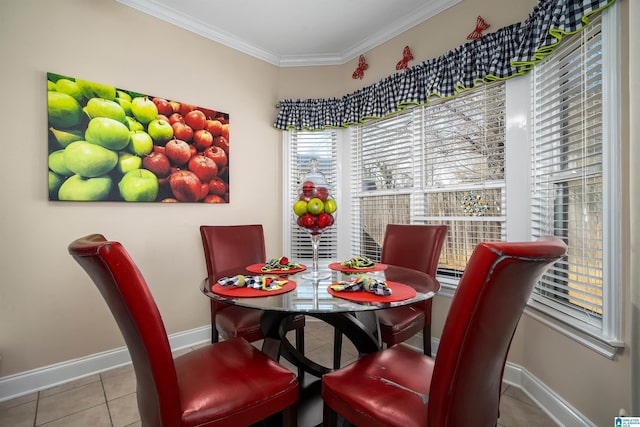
274 0 616 131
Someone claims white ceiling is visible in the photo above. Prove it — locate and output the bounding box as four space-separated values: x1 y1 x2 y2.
116 0 462 67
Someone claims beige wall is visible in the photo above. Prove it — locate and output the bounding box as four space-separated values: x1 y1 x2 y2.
0 0 633 424
0 0 284 375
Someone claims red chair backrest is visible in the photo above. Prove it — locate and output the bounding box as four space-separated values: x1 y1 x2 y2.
428 237 567 427
381 224 448 276
200 225 266 278
68 234 181 427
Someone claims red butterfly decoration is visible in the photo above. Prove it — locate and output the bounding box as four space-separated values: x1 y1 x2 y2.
352 55 368 80
467 16 490 40
395 46 414 70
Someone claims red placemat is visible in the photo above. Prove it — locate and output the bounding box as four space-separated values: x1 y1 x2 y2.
328 262 388 273
213 280 297 297
327 281 416 303
246 263 307 275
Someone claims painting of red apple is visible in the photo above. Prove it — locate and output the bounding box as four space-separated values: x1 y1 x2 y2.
47 72 230 203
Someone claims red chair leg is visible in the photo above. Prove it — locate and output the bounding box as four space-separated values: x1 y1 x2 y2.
282 404 298 427
323 402 339 427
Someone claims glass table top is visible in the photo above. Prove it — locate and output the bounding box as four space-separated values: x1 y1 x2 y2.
200 262 440 314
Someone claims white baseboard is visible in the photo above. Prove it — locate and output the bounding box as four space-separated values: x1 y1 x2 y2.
0 325 211 403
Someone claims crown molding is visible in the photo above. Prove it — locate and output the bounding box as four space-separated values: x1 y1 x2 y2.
116 0 462 67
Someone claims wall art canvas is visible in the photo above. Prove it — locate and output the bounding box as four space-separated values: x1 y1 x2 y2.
47 72 229 203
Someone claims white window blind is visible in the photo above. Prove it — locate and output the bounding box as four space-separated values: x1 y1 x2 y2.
421 84 506 279
531 14 606 329
350 82 506 277
350 112 416 259
287 130 338 260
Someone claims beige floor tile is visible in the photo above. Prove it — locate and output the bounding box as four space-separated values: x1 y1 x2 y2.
498 391 557 427
36 380 105 425
38 403 111 427
0 398 36 427
39 374 101 398
102 368 136 401
108 392 140 427
99 363 133 379
0 391 37 410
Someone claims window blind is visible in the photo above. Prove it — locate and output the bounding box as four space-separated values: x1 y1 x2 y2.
288 130 338 260
350 82 507 275
531 14 604 327
420 83 507 277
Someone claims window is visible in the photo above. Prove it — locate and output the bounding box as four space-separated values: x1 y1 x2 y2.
283 130 338 261
349 82 506 282
282 4 621 355
529 9 621 350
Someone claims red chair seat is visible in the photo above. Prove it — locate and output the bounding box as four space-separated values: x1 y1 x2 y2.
323 345 432 427
215 305 264 342
377 305 426 346
176 339 298 427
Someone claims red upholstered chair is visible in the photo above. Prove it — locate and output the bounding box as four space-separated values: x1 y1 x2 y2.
333 224 447 368
322 237 567 427
200 225 305 374
68 234 298 427
378 224 448 355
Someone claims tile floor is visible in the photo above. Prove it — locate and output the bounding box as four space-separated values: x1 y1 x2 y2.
0 320 557 427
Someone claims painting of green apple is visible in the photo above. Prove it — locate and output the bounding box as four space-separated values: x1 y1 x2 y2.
47 72 229 203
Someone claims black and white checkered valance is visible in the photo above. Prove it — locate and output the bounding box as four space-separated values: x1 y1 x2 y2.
274 0 615 131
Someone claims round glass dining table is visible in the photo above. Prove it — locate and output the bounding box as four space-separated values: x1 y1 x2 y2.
200 262 440 378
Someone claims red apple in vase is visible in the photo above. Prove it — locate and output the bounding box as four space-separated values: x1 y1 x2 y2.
205 119 223 136
188 154 218 183
301 213 316 228
213 135 229 153
142 151 171 177
203 194 225 203
178 103 196 116
165 139 191 165
152 98 173 116
299 193 311 203
302 180 316 197
169 170 204 202
184 110 207 130
297 216 305 227
316 212 332 228
169 101 181 113
172 122 193 142
204 145 227 169
316 186 329 201
168 112 184 125
193 129 214 150
208 176 227 196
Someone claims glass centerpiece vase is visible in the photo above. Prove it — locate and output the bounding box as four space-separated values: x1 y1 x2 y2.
293 158 337 280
